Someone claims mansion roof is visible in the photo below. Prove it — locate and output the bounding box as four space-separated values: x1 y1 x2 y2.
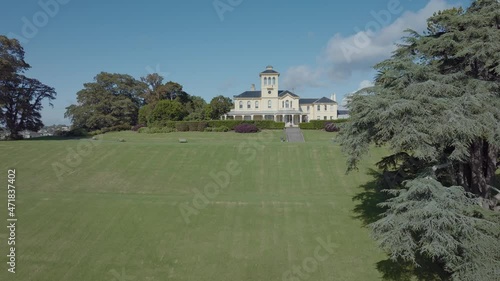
234 90 299 99
234 90 337 105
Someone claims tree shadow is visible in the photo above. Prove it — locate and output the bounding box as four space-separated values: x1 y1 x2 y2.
352 169 450 281
351 169 391 226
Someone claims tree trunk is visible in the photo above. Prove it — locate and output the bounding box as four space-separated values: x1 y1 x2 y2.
467 139 498 202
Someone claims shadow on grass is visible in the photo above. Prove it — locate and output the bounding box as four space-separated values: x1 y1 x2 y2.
352 169 450 281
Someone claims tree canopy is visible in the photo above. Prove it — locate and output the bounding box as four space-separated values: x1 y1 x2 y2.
339 1 500 279
0 35 56 139
65 72 146 131
207 95 233 120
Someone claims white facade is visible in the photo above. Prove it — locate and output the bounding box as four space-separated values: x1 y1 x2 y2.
225 66 338 126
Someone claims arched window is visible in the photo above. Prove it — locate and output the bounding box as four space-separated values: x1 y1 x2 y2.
285 100 289 108
264 77 268 85
239 101 243 109
290 101 293 108
272 77 276 85
255 101 259 109
282 101 285 108
268 100 272 108
247 101 251 109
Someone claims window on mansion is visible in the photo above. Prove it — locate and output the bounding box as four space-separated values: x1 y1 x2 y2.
317 105 321 111
285 100 289 108
324 105 327 111
247 101 251 109
255 101 259 109
268 100 272 108
272 77 276 85
264 77 267 85
239 101 243 109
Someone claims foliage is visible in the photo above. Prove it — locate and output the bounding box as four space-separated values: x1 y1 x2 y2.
208 120 284 130
138 104 153 125
131 124 146 132
371 177 500 281
0 36 56 139
65 72 145 131
55 128 88 138
149 100 188 126
234 123 259 133
184 95 208 121
137 127 175 134
207 95 233 120
299 119 349 130
205 126 230 132
325 123 340 132
339 0 500 201
339 1 500 279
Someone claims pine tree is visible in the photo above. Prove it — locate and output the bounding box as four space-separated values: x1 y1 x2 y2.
339 1 500 279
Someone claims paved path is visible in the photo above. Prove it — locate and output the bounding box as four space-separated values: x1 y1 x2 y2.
285 127 305 143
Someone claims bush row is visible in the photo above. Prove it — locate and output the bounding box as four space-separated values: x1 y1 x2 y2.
299 119 349 130
138 127 176 134
207 120 285 130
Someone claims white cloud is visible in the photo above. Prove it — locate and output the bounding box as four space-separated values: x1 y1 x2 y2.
281 65 326 91
324 0 453 79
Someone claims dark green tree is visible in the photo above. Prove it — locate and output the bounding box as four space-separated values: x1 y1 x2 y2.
148 100 188 126
65 72 147 131
0 36 56 139
184 95 208 121
339 1 500 279
208 95 233 120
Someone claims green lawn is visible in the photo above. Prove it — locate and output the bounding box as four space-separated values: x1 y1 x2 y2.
0 130 389 281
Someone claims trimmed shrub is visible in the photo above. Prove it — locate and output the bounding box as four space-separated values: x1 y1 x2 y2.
213 126 229 132
138 127 175 134
300 119 349 130
235 123 259 133
132 124 146 132
175 122 189 132
325 122 340 132
208 120 285 130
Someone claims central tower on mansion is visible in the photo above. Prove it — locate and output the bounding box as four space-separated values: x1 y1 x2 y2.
224 66 338 126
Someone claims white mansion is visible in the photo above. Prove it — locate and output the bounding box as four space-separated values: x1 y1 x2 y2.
224 66 338 126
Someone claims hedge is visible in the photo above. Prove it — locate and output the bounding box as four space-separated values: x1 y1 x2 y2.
299 119 350 130
208 120 285 130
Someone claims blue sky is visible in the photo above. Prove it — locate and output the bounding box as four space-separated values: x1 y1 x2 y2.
1 0 465 125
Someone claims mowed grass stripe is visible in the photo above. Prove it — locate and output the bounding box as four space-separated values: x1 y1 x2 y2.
0 131 386 281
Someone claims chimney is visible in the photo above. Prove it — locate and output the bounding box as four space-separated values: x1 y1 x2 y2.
251 84 256 91
331 93 337 102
